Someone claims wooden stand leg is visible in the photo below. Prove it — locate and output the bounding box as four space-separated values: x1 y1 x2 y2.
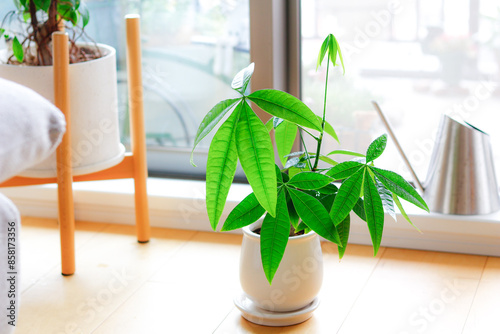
125 15 151 243
53 32 76 276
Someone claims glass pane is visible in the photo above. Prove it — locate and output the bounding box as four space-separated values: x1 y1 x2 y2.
301 0 500 184
86 0 250 175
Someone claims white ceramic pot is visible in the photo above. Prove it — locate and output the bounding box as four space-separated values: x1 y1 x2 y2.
0 44 125 177
240 221 323 313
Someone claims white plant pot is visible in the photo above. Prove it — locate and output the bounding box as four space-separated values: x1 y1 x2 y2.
239 221 323 314
0 44 125 178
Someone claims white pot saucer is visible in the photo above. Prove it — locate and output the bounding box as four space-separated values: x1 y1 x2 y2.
233 292 320 327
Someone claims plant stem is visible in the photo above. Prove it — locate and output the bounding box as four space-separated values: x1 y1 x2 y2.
48 0 58 31
28 0 39 63
312 58 330 171
36 0 59 65
299 132 312 171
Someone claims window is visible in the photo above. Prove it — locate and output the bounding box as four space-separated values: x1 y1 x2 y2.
301 0 500 182
2 1 499 183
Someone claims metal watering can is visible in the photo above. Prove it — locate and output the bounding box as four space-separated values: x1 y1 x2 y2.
372 102 500 215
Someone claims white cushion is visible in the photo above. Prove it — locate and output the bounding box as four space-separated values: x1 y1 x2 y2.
0 194 20 333
0 78 66 183
0 78 66 333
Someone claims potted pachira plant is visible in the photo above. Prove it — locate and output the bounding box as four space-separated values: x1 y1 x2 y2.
0 0 124 177
192 34 428 325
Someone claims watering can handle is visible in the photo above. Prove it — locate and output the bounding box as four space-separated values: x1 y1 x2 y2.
371 101 425 193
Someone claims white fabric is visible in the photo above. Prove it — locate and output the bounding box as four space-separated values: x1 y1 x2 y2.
0 78 66 183
0 78 66 333
0 194 20 333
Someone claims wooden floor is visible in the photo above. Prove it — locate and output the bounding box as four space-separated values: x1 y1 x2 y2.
16 217 500 334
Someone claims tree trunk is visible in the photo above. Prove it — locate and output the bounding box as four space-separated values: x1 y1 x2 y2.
35 0 60 65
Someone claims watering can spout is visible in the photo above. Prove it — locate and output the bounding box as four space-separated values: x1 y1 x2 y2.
371 101 424 193
371 101 500 215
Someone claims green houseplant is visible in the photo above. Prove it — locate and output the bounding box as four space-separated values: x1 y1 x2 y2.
192 33 428 322
0 0 92 65
0 0 125 177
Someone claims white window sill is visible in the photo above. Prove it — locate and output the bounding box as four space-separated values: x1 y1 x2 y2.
1 177 500 257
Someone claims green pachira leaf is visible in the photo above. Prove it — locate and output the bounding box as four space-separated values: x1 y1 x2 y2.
317 183 339 195
330 167 365 226
295 222 311 234
191 98 240 166
337 215 350 259
327 150 365 158
206 107 241 230
285 151 306 158
284 157 307 170
288 188 341 245
353 198 367 222
231 63 254 95
375 176 397 222
393 194 422 233
318 193 336 212
317 36 329 70
335 37 346 74
275 164 283 184
370 167 429 212
248 90 322 131
322 117 339 143
275 120 298 166
222 192 265 232
366 134 388 163
281 171 290 183
264 117 274 132
287 200 300 230
316 34 345 74
363 170 385 256
288 172 333 190
316 155 338 166
261 191 290 284
236 101 277 216
326 161 364 180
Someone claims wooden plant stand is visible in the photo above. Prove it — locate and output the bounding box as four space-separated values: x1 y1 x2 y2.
0 15 151 276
